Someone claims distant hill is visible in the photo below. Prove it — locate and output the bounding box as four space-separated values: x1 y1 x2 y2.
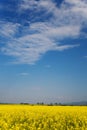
67 101 87 106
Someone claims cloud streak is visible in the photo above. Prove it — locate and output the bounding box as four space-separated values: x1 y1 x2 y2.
0 0 87 64
19 72 29 76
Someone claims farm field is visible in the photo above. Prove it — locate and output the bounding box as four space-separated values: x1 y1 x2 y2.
0 105 87 130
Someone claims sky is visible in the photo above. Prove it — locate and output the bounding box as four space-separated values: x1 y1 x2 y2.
0 0 87 103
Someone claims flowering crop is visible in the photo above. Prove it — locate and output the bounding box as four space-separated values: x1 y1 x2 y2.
0 105 87 130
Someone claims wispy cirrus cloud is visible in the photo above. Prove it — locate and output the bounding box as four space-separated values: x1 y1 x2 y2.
1 23 80 64
0 21 20 38
0 0 87 64
19 0 56 12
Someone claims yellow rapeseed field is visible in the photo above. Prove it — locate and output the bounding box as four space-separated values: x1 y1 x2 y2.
0 105 87 130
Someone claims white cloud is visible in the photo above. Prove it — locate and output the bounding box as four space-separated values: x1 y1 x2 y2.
1 26 79 64
19 72 29 76
30 22 80 39
19 0 38 10
64 0 87 24
1 0 87 64
20 0 56 12
0 21 20 38
53 44 80 51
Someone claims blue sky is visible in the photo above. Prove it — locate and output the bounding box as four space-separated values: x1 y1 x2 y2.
0 0 87 103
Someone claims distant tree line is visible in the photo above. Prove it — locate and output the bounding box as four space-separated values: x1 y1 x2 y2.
19 101 87 106
1 101 87 106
